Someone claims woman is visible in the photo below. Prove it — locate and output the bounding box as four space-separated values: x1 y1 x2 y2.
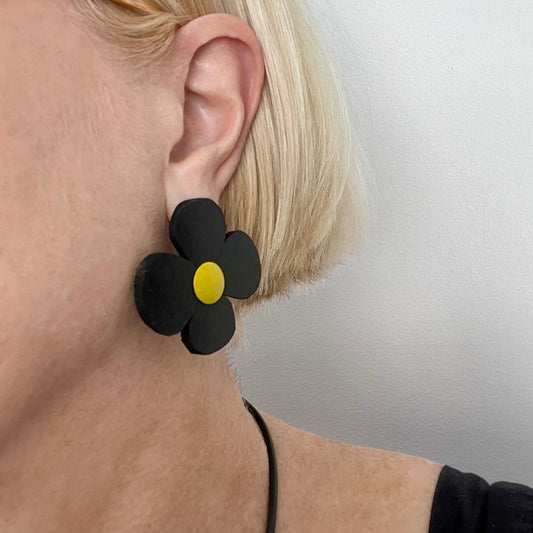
0 1 530 532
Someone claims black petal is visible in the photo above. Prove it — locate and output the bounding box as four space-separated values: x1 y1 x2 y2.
169 198 226 267
181 296 235 355
217 230 261 299
134 253 197 336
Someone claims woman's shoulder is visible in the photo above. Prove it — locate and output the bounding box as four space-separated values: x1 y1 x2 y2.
260 411 444 533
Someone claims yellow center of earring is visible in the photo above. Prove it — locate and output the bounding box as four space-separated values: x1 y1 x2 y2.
193 262 225 305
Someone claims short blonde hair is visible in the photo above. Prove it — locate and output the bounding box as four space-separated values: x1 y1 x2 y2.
68 0 370 351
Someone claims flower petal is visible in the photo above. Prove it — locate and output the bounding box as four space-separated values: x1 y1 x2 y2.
181 296 235 355
169 198 226 267
134 253 196 336
217 230 261 299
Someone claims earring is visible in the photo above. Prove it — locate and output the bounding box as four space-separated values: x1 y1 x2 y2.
133 197 261 355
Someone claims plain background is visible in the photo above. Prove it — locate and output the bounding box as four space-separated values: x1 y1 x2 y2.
232 0 533 485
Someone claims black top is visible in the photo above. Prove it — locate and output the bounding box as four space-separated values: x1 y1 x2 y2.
429 464 533 533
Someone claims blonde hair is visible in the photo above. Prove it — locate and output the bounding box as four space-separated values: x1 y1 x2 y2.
68 0 370 352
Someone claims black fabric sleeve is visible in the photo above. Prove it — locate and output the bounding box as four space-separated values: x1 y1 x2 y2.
428 464 533 533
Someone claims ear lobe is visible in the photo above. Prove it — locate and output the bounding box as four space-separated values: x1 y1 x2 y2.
163 15 265 220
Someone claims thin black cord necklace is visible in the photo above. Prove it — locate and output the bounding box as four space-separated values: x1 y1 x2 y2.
242 397 278 533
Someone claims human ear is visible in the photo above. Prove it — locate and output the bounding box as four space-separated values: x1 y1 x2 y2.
161 13 265 220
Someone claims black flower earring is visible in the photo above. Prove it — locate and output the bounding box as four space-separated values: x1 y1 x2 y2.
134 198 261 355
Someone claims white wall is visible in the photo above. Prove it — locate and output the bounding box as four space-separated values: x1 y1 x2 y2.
233 0 533 485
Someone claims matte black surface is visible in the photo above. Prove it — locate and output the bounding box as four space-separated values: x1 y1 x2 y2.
169 198 226 267
135 197 262 354
218 230 261 299
181 296 235 355
134 253 196 336
429 464 533 533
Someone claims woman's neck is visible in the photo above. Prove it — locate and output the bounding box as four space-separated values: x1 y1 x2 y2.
0 322 271 532
0 314 445 533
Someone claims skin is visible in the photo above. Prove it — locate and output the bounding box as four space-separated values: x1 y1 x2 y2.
0 1 443 532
